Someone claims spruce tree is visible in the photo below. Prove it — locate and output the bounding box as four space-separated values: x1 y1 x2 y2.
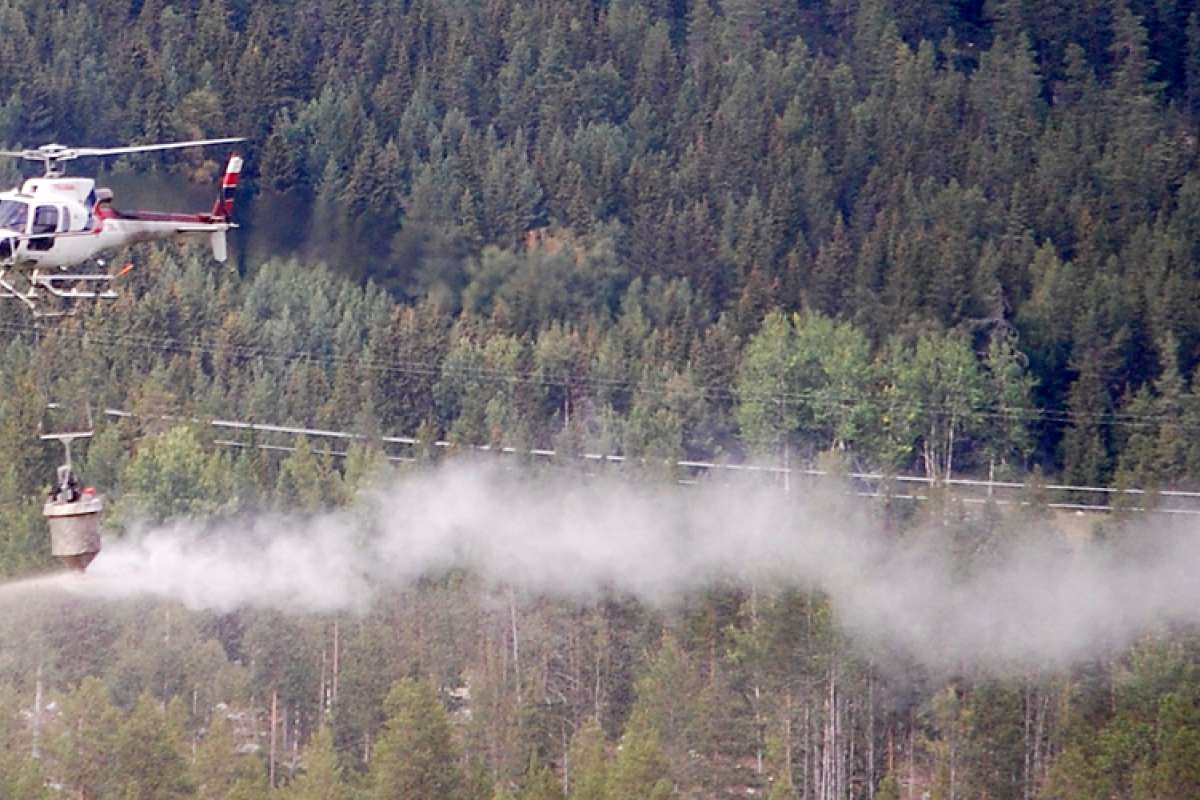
291 724 351 800
371 678 463 800
114 692 195 800
607 715 672 800
568 717 608 800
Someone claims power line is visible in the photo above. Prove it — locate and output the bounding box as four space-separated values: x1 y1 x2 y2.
96 406 1200 516
1 313 1196 432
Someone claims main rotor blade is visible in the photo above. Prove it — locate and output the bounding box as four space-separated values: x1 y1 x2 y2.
71 137 247 158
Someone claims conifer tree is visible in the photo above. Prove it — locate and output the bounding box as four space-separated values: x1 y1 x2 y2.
114 692 195 800
194 712 266 800
1151 333 1188 482
522 753 566 800
607 715 672 800
276 434 339 512
1062 350 1114 490
47 677 121 800
290 724 351 800
371 678 463 800
568 717 608 800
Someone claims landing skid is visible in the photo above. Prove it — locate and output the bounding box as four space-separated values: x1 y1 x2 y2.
31 271 119 300
0 270 36 311
0 267 122 317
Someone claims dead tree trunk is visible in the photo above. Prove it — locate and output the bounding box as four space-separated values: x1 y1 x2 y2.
269 689 279 789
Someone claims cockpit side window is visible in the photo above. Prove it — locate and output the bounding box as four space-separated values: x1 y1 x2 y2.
32 206 58 235
0 199 28 232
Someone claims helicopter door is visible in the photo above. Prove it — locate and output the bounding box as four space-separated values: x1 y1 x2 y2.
28 205 58 251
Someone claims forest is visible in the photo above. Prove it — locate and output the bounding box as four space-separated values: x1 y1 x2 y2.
0 0 1199 796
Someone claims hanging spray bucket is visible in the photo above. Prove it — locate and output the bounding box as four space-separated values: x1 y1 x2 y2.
40 429 104 572
44 489 103 571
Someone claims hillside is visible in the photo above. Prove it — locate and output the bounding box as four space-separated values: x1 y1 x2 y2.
0 1 1199 798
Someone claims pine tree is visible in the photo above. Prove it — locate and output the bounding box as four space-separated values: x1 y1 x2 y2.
1062 351 1113 491
522 753 565 800
626 633 714 783
291 724 351 800
114 692 195 800
371 678 463 800
0 687 45 797
47 677 121 800
568 717 608 800
607 715 672 800
1151 333 1188 482
194 712 265 800
766 774 795 800
633 21 677 122
876 773 901 800
1187 12 1200 118
275 434 338 512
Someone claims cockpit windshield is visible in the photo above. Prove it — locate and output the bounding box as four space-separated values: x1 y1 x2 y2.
0 199 28 232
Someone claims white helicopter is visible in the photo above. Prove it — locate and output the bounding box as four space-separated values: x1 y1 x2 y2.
0 137 244 315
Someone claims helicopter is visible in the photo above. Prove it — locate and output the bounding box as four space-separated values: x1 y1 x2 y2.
0 137 244 315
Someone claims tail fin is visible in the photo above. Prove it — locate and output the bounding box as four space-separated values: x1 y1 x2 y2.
211 153 243 220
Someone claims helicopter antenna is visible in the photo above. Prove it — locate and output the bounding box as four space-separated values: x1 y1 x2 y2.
0 137 246 177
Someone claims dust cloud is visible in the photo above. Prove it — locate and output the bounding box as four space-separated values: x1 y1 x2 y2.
26 461 1200 674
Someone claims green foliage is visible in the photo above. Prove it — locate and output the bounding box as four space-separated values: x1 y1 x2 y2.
766 774 795 800
736 311 804 453
194 712 265 800
0 685 47 799
0 0 1193 500
876 773 901 800
113 691 195 800
276 435 345 512
289 724 351 800
628 633 715 773
567 717 608 800
370 678 462 800
46 676 121 799
119 425 234 523
333 619 400 767
891 330 987 481
242 611 320 713
521 753 565 800
0 4 1198 794
81 423 131 498
1048 637 1200 800
607 714 672 800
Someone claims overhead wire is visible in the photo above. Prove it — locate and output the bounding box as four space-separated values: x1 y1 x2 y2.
0 311 1195 432
0 315 1171 428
